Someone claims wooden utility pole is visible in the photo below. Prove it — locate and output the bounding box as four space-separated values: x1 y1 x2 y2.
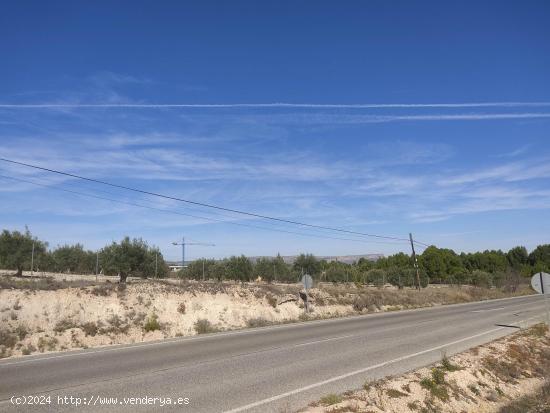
409 233 421 290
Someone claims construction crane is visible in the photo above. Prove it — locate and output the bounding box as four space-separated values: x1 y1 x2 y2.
172 237 215 267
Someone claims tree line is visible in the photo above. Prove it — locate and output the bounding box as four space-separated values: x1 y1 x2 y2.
0 229 169 281
179 244 549 290
1 228 549 288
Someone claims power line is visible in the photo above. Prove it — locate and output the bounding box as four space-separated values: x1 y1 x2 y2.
0 173 411 246
1 102 550 108
0 157 429 246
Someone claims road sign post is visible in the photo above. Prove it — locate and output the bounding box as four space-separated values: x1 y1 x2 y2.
531 272 550 327
301 274 313 313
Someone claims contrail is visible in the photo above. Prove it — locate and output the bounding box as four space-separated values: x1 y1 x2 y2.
1 102 550 109
374 113 550 121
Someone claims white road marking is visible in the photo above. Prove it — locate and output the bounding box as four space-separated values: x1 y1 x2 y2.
223 315 543 413
471 307 505 313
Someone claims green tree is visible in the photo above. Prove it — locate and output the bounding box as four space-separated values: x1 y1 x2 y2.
323 261 351 283
100 237 166 282
357 257 375 272
253 256 290 283
51 244 95 274
452 268 471 286
293 253 321 276
226 255 253 282
529 244 550 271
179 258 216 280
506 246 529 269
420 246 463 283
471 270 492 288
420 246 447 281
366 268 386 287
0 229 47 276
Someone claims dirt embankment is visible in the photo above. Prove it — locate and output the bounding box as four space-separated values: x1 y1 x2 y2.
0 275 533 359
303 324 550 413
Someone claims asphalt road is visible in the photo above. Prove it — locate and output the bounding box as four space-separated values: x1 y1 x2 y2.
0 294 546 413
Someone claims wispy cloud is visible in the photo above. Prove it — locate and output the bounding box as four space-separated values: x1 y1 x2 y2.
494 144 532 158
438 159 550 186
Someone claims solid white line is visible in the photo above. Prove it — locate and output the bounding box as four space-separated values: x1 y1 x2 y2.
0 294 538 367
471 307 506 313
292 334 356 348
223 315 543 413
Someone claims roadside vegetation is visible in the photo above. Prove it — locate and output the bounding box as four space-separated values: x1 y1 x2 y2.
0 228 169 282
304 324 550 413
1 228 549 289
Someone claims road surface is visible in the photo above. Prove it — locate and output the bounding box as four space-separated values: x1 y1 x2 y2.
0 294 546 412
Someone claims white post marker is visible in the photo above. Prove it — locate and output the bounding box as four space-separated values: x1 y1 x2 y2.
531 272 550 326
301 274 313 313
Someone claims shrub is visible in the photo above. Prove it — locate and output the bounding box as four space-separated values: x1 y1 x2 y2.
80 322 99 337
143 314 161 332
319 394 342 405
37 336 58 352
0 329 17 349
528 323 548 338
431 367 446 385
21 343 36 355
266 295 278 308
472 270 492 288
90 284 115 296
407 401 420 410
53 318 78 333
441 355 462 372
194 319 219 334
14 324 29 340
468 384 480 396
246 318 271 328
177 302 186 314
386 388 408 398
133 311 146 325
420 372 449 401
352 293 383 311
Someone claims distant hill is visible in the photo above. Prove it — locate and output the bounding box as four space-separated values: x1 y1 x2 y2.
168 253 384 267
248 254 384 265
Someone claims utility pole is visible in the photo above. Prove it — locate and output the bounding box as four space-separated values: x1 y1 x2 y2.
409 233 421 290
95 251 99 282
202 259 205 281
155 252 158 278
30 241 35 275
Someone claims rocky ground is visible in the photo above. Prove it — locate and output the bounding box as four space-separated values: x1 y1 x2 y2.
0 273 533 359
302 324 550 413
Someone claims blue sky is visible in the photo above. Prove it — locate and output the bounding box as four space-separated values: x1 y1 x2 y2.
1 1 549 261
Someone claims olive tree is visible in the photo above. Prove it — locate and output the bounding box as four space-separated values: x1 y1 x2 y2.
100 237 166 282
0 229 47 276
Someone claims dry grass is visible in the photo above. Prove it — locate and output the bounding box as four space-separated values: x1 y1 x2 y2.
498 380 550 412
142 314 161 333
194 318 220 334
319 394 342 405
246 317 273 328
0 275 97 291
